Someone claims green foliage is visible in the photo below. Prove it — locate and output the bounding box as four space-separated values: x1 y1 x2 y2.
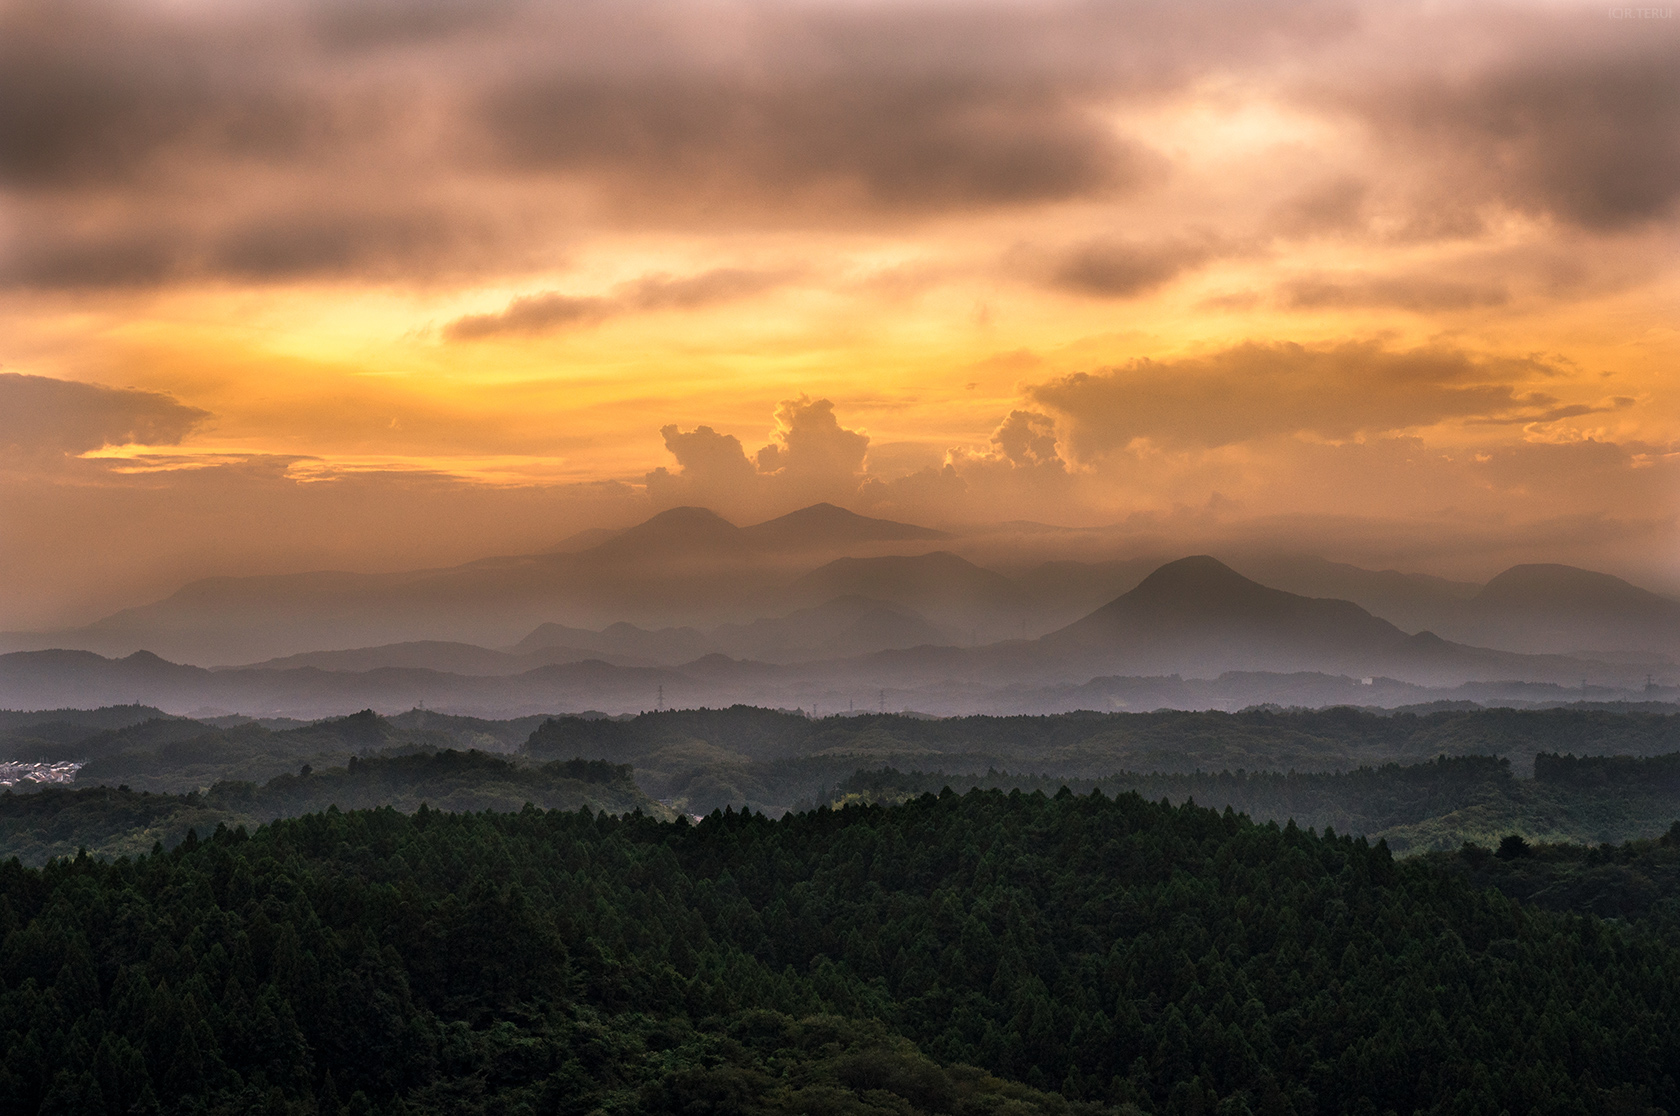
1430 831 1680 921
2 789 1678 1114
815 754 1680 854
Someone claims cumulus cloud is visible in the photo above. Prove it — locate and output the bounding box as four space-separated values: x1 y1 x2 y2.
989 410 1064 469
0 373 209 455
1027 341 1585 457
445 268 793 340
644 395 872 514
755 398 870 485
642 424 759 510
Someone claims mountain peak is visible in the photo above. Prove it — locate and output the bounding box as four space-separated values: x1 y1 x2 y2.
742 503 947 548
1048 555 1404 666
586 506 746 558
1127 555 1261 603
1475 563 1679 613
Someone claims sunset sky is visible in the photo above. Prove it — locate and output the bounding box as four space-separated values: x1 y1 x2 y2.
2 0 1677 630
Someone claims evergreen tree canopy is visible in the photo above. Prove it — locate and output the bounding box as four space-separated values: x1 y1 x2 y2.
2 788 1678 1114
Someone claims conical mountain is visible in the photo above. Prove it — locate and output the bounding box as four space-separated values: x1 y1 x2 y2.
741 502 947 550
1474 564 1680 615
1045 556 1409 673
1451 563 1680 655
586 506 748 562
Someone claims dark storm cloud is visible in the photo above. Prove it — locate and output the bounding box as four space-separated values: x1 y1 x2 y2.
1357 35 1680 231
1027 341 1570 455
0 0 1353 289
208 208 491 281
0 207 491 288
444 268 796 340
0 1 360 190
0 374 209 455
476 76 1147 214
5 0 1673 292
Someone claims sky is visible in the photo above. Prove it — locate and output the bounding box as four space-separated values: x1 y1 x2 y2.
1 0 1677 630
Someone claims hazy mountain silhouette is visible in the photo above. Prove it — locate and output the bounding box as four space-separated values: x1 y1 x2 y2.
2 554 1667 717
1226 554 1480 634
789 552 1031 641
512 622 712 665
4 642 1661 722
1032 556 1602 685
582 504 944 564
586 506 753 564
708 595 950 661
1047 556 1407 664
9 504 952 664
8 502 1677 698
740 502 948 550
243 640 656 676
512 596 949 665
1009 557 1164 630
1441 564 1680 658
542 526 623 554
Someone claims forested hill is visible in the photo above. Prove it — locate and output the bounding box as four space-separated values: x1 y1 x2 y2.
523 704 1680 816
821 753 1680 852
4 789 1679 1114
0 751 666 865
526 704 1680 775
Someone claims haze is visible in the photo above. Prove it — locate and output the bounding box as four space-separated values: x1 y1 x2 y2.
2 0 1678 694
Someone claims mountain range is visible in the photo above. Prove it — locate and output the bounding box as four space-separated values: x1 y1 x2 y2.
2 503 1677 707
3 550 1676 718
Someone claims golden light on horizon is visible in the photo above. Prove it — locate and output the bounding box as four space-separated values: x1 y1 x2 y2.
2 0 1678 629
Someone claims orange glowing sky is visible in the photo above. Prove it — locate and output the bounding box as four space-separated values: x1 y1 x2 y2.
2 0 1677 629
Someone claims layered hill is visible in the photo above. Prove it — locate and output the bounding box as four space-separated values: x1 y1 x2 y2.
6 504 953 663
1030 556 1628 688
1449 563 1680 657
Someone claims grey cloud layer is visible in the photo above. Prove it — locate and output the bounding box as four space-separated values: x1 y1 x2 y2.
1367 36 1680 231
445 268 796 340
1028 342 1581 456
0 373 208 454
5 0 1671 287
1050 238 1220 298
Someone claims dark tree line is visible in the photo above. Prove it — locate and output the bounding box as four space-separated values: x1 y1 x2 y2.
2 787 1678 1114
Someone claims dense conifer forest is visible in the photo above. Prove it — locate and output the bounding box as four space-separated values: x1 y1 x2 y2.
4 787 1680 1115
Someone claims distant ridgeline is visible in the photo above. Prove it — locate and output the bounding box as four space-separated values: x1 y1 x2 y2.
0 707 563 792
3 789 1680 1114
523 705 1680 782
8 704 1680 858
522 705 1680 838
820 753 1680 853
0 751 664 865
